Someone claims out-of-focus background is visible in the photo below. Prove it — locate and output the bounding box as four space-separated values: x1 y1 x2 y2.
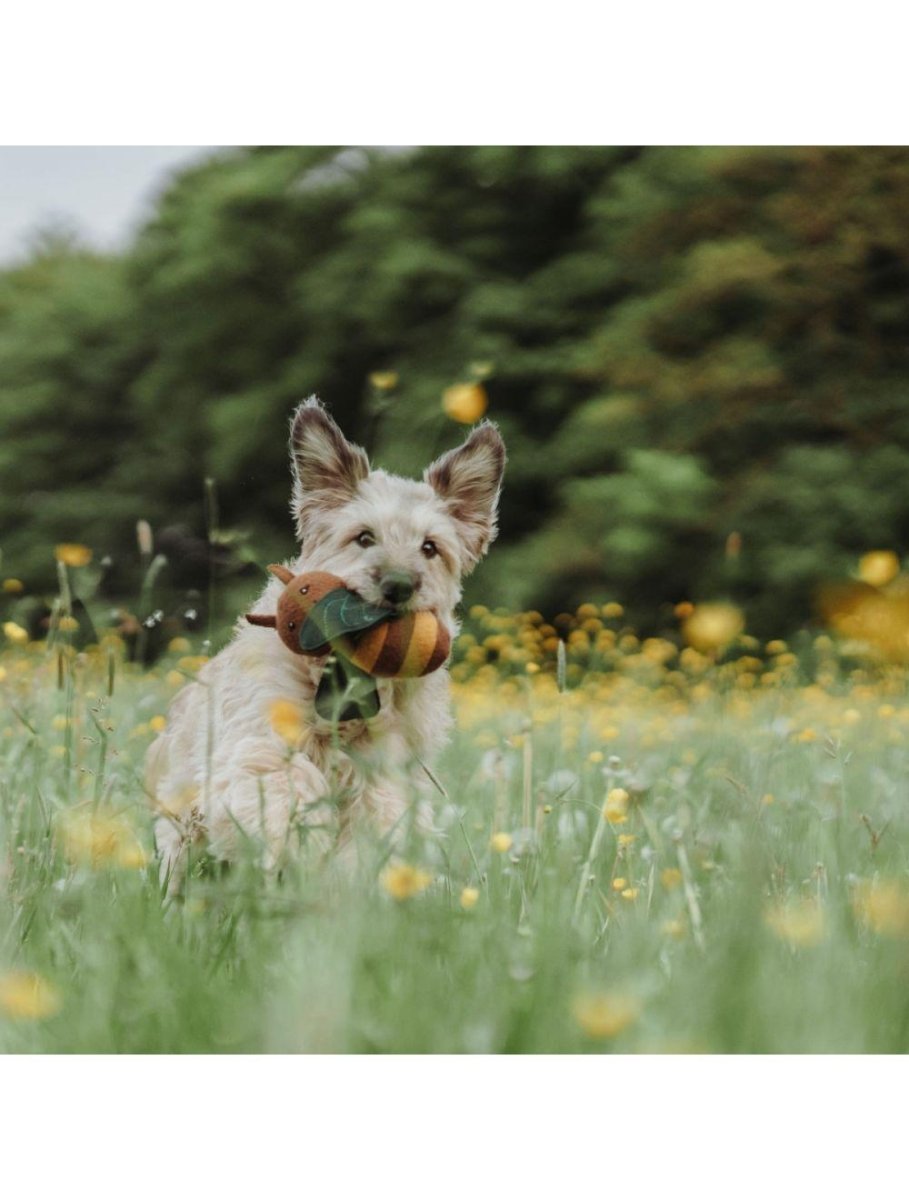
2 145 909 635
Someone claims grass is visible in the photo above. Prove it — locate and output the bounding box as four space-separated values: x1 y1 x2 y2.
2 599 909 1053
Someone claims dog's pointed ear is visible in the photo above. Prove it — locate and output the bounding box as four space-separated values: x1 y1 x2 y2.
425 421 506 571
289 397 370 539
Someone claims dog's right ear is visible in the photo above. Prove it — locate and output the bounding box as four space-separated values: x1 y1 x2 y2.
289 397 370 539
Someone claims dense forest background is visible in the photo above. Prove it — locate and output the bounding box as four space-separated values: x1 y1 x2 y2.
2 145 909 635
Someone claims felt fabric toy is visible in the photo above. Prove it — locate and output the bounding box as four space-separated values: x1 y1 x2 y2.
246 566 451 721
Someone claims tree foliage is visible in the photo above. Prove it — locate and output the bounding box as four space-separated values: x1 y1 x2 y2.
3 146 909 632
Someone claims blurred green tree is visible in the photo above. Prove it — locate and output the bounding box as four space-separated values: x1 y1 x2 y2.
4 146 909 633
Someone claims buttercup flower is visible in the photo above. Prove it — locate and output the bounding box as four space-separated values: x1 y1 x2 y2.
269 699 305 746
858 550 900 588
3 622 28 645
0 971 61 1020
443 382 488 424
572 991 640 1039
682 603 744 653
369 371 399 391
852 880 909 937
603 787 630 824
380 863 432 901
55 544 92 568
460 886 480 910
58 811 149 870
764 899 825 948
490 831 513 853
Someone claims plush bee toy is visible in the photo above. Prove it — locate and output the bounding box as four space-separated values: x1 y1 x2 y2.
246 565 451 721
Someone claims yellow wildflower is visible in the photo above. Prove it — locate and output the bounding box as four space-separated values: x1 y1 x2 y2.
369 371 399 391
269 699 305 746
380 863 432 901
3 621 28 645
2 578 24 594
858 550 900 588
57 615 79 633
525 661 540 674
603 787 629 824
572 991 640 1039
662 918 687 939
0 971 61 1020
621 887 639 900
682 602 744 653
442 382 488 424
765 899 825 948
612 877 627 891
460 886 480 910
490 831 513 854
58 811 149 870
588 750 604 764
660 867 683 889
168 636 191 654
149 715 167 734
601 602 624 619
617 834 636 846
55 544 92 568
852 880 909 937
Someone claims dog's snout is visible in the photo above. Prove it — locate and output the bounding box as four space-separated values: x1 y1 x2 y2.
380 570 418 606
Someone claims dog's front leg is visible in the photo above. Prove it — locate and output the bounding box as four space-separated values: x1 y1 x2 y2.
205 743 335 871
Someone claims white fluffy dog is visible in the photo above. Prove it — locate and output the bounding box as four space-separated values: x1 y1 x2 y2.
146 396 506 891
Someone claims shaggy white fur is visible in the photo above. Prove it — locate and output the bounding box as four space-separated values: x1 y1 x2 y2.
146 397 505 892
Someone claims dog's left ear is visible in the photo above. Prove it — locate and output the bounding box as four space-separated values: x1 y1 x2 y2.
425 421 506 571
290 396 370 539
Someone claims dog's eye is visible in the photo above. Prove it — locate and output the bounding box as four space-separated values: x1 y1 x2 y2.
421 539 438 559
355 531 376 549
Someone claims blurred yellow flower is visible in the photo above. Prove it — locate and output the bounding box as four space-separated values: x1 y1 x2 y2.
490 831 513 853
0 970 61 1020
460 886 480 910
57 615 79 633
58 811 149 870
443 382 488 424
572 991 640 1039
617 833 636 846
858 550 900 588
2 578 24 594
661 918 687 939
55 544 92 568
601 602 624 619
764 899 825 948
852 880 909 937
269 699 305 746
149 715 167 734
588 750 604 763
369 371 399 391
603 787 629 824
3 621 28 645
380 863 432 901
660 867 683 889
612 877 627 891
682 602 744 653
621 887 639 900
168 636 191 653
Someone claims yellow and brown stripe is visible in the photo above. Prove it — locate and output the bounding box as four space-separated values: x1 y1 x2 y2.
344 612 451 678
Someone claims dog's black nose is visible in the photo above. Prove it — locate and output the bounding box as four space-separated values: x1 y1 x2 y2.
380 571 417 606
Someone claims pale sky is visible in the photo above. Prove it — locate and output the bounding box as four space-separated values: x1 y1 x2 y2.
0 146 218 263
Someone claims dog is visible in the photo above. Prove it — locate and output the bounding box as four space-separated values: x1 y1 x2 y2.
146 396 506 892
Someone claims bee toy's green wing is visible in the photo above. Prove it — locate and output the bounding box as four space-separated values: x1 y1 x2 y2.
298 588 392 653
